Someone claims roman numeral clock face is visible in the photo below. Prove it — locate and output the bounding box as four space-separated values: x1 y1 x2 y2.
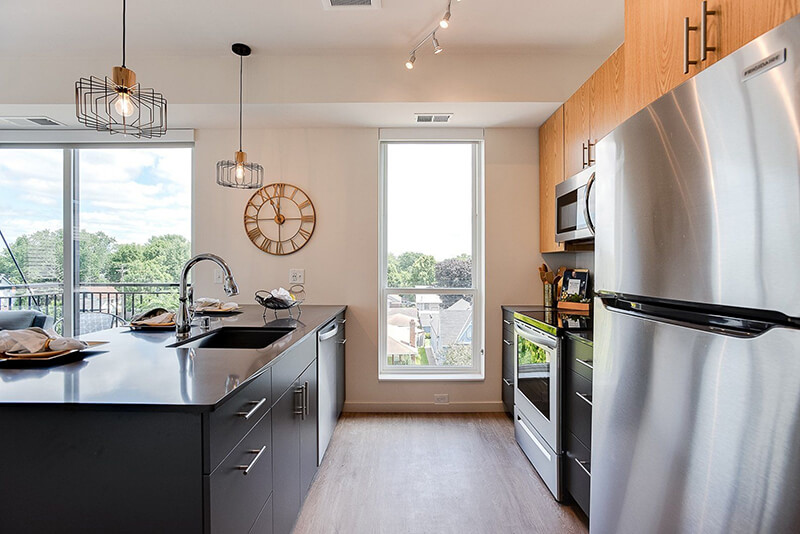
244 183 316 255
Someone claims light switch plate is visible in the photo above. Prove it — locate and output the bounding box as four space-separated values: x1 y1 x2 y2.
289 269 305 284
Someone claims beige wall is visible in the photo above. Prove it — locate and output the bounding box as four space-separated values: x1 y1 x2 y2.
193 127 542 411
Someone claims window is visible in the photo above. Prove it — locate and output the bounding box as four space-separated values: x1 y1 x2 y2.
0 146 192 335
379 141 484 379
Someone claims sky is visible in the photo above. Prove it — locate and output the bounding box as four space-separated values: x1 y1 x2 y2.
386 143 473 261
0 147 191 245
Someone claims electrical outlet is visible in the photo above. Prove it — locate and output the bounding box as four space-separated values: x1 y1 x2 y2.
213 269 223 284
434 393 449 405
289 269 305 284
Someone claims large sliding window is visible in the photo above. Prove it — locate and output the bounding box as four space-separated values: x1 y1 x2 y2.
0 146 192 335
379 140 484 379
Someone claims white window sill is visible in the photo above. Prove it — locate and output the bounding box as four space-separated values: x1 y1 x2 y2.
378 372 485 382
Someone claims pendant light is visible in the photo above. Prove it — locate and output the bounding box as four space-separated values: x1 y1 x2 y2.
74 0 167 138
216 43 264 189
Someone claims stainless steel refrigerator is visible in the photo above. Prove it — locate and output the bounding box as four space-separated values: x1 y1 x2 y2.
592 13 800 534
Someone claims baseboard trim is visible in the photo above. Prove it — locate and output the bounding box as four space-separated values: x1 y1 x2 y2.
343 401 505 413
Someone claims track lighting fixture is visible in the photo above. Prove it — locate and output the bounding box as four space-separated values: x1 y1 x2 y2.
404 1 459 69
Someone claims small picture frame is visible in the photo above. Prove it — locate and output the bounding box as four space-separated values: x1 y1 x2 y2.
557 269 591 311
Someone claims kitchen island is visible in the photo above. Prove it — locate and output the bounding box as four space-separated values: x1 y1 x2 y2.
0 304 346 534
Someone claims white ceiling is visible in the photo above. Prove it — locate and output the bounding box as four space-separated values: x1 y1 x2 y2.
0 0 624 57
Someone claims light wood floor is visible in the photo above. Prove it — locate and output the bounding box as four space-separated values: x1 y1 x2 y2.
294 413 588 534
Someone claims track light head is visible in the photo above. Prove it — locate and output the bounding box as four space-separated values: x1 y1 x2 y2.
432 34 443 54
405 53 416 69
439 10 451 29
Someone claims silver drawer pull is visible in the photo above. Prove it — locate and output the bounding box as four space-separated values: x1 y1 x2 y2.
237 397 267 420
236 446 267 476
294 386 304 416
576 391 593 406
338 318 347 324
575 358 593 370
574 457 591 477
503 340 512 346
503 319 511 325
502 378 513 387
337 338 347 345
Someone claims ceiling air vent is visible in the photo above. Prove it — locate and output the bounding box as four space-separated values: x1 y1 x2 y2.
0 116 66 128
322 0 381 9
415 113 453 124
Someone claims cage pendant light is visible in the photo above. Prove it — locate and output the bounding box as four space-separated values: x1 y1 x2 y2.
216 44 264 189
74 0 167 138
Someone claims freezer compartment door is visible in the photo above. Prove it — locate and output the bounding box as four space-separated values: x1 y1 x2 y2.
591 301 800 534
594 14 800 318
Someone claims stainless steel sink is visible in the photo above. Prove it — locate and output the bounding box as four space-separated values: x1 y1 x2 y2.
170 326 294 349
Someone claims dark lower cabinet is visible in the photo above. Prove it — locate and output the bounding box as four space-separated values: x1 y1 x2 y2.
502 309 515 416
273 360 318 534
249 494 274 534
564 333 593 518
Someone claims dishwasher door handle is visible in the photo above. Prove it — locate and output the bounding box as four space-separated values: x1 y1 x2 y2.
319 321 339 341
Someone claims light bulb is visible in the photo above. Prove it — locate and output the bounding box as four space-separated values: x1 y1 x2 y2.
235 163 245 180
432 35 443 54
114 93 135 117
439 11 450 28
405 54 416 70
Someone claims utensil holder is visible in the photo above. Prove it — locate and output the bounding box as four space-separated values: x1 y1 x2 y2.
543 283 555 308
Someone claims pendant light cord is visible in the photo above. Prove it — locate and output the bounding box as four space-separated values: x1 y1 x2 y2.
239 54 243 151
121 0 127 68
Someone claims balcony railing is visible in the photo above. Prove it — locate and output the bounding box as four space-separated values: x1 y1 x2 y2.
0 282 180 334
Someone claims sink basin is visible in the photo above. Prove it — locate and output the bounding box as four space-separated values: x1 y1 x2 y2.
170 326 295 349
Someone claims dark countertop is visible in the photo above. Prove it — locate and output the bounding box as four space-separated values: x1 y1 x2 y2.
502 304 592 342
0 305 345 410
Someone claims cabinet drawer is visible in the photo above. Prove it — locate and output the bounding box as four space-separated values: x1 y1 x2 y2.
502 309 514 331
249 493 273 534
566 336 593 381
565 370 592 448
209 412 272 534
272 335 317 399
565 431 591 517
208 367 272 472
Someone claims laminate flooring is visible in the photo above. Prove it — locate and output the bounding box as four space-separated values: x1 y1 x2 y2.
294 413 588 534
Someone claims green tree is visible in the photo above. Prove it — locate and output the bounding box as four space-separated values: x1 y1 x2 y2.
407 254 436 287
78 230 116 283
435 255 472 306
142 234 191 282
0 229 63 283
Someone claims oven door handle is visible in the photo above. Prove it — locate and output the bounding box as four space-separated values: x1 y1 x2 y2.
514 323 557 349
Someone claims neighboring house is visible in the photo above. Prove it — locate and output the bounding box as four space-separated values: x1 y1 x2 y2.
430 298 473 364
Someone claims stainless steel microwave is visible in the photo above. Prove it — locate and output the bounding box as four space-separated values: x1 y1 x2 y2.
555 165 596 243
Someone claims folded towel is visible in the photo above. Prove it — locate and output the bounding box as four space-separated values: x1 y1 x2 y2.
270 287 296 305
130 311 175 326
194 299 239 312
0 327 88 354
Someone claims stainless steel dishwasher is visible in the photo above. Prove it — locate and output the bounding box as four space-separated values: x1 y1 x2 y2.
317 316 345 464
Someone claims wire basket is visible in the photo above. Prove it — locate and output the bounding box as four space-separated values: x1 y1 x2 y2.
254 285 305 320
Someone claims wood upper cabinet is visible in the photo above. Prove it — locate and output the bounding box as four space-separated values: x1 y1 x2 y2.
563 80 593 179
592 45 626 141
539 106 565 253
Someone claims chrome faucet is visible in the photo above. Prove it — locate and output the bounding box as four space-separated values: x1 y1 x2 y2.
176 253 239 338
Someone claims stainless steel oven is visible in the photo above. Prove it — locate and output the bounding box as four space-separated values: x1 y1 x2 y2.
555 165 596 243
513 314 562 500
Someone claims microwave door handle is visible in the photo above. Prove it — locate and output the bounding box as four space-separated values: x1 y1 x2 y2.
583 172 596 235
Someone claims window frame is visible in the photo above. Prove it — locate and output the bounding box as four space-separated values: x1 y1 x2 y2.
378 139 485 380
0 140 194 336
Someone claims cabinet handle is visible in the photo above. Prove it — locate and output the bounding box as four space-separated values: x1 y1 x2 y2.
700 1 716 61
338 318 347 324
574 457 591 477
236 445 267 476
586 139 596 166
683 17 699 74
303 381 310 418
237 397 267 420
502 378 513 387
582 143 588 168
337 338 347 345
575 358 594 370
576 391 593 406
503 319 511 325
294 386 305 416
503 339 512 346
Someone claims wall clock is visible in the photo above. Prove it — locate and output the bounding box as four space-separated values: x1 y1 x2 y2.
244 183 316 255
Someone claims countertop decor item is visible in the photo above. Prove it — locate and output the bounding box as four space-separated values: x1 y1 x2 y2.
255 285 305 319
557 268 591 311
74 0 167 138
244 183 316 255
0 341 108 368
216 43 264 189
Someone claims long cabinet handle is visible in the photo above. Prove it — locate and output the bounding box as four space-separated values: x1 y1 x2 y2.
502 378 513 387
586 139 596 166
575 358 594 370
684 17 699 74
503 319 512 325
576 391 593 406
574 457 591 477
700 1 716 61
236 446 267 476
294 386 305 416
236 397 267 420
503 339 512 346
303 381 310 418
582 143 588 168
337 338 347 345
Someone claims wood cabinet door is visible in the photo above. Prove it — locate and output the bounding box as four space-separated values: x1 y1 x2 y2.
592 45 626 141
563 81 592 179
538 107 565 253
624 0 699 116
702 0 800 68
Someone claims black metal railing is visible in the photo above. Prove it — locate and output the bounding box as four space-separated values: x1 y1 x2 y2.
0 282 180 333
